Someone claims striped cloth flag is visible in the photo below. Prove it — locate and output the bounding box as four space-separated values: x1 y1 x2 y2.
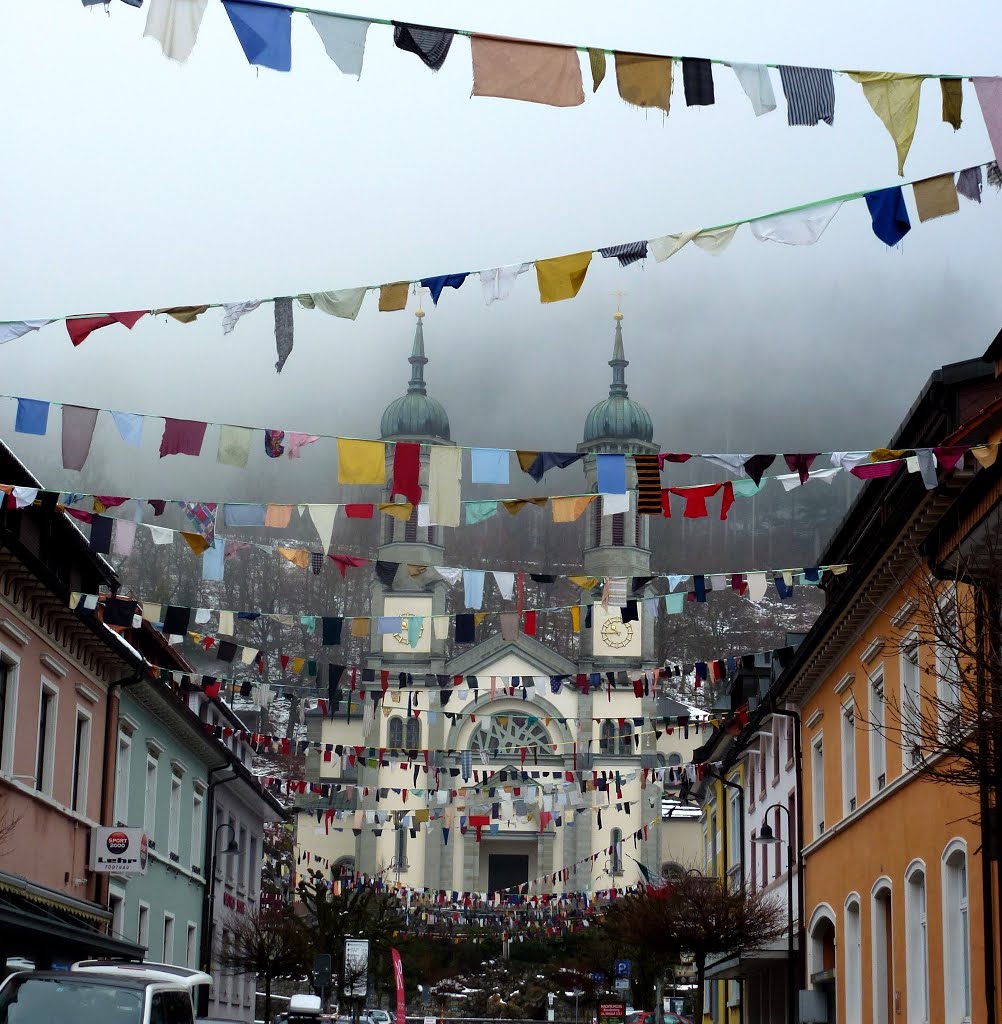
779 65 835 126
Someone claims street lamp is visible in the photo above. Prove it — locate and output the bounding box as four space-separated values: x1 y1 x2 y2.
198 823 241 1014
753 806 795 1024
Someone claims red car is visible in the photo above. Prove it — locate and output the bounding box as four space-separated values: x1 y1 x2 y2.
626 1013 692 1024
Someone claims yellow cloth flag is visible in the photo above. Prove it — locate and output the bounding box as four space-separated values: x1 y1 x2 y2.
161 305 210 324
180 532 210 555
869 447 907 463
568 575 598 590
276 547 310 569
502 497 548 515
941 78 962 130
570 606 580 632
535 251 593 303
913 173 960 221
337 438 386 485
265 504 294 527
379 502 413 521
351 617 370 637
589 48 606 92
516 450 539 473
847 72 922 176
551 495 596 522
407 564 427 577
615 52 672 112
291 657 305 674
378 282 409 312
474 612 489 625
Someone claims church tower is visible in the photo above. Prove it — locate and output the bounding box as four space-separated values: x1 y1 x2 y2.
577 311 658 671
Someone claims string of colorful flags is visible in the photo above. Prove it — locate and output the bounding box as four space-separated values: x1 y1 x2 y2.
120 0 1002 183
3 158 997 354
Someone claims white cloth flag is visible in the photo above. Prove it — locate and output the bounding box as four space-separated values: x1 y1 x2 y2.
148 525 173 545
731 63 777 116
218 611 234 636
777 467 841 490
297 288 366 320
144 0 208 63
307 12 370 77
693 225 740 254
750 201 843 245
433 566 463 586
602 492 630 516
11 487 37 509
433 616 450 640
112 520 138 557
0 320 52 345
307 504 339 555
221 300 262 335
746 572 768 603
429 446 462 527
417 503 430 527
492 571 516 599
704 454 751 475
480 264 531 305
830 451 871 470
648 230 699 262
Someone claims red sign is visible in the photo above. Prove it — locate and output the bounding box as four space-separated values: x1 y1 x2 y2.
599 1006 626 1019
391 948 405 1024
106 831 130 854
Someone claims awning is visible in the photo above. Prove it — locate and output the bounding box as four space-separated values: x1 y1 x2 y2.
704 940 799 981
0 873 109 925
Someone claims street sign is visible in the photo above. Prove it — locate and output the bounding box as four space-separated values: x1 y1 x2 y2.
89 828 148 874
314 954 332 988
614 960 631 979
590 972 606 987
597 1002 626 1024
344 938 369 998
614 979 630 995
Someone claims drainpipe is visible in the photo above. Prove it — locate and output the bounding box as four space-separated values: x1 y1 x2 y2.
96 670 144 914
708 770 745 1024
768 707 805 1011
198 762 238 1017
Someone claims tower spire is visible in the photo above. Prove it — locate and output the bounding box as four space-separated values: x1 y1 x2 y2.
407 310 428 396
609 310 629 398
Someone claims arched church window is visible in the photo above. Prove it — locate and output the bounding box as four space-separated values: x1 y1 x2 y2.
593 504 602 547
610 828 624 874
599 721 616 755
612 513 625 546
404 506 418 543
635 512 642 547
469 714 553 757
619 721 634 755
387 716 403 748
333 856 355 879
404 717 421 749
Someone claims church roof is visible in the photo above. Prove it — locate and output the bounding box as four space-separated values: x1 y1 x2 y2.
380 314 451 441
582 314 654 445
444 632 578 679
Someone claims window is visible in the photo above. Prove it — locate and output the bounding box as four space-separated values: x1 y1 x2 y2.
811 734 825 838
237 825 247 890
404 506 417 543
710 811 718 872
936 590 962 739
786 716 794 764
0 658 17 774
618 721 633 755
593 505 602 546
186 923 198 969
759 736 767 793
750 830 757 892
191 790 204 873
137 902 150 949
599 720 616 755
247 836 257 895
872 883 893 1024
168 772 182 860
114 730 132 825
144 756 158 845
728 788 741 867
773 806 782 876
404 717 420 749
387 717 403 748
226 815 236 883
901 636 922 767
844 897 863 1024
611 513 624 546
163 913 175 964
151 991 194 1024
635 513 642 547
870 670 887 793
109 890 125 938
841 702 857 815
393 817 409 872
943 842 972 1023
71 710 91 813
905 863 930 1024
772 719 780 779
35 684 56 795
610 828 623 874
788 791 797 862
703 822 711 873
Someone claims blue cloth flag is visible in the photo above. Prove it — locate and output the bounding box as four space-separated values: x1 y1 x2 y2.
464 569 485 609
865 186 911 246
522 451 583 482
224 503 266 527
202 540 226 582
110 410 143 446
15 398 49 435
420 274 469 305
223 0 293 72
596 453 627 494
471 448 509 485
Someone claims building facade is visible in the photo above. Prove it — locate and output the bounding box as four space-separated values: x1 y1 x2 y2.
296 312 700 902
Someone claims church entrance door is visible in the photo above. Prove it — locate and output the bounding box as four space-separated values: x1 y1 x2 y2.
487 853 529 893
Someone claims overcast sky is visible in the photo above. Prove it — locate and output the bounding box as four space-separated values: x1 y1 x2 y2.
2 0 1002 503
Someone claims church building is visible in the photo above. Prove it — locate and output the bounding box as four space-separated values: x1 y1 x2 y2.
296 311 702 902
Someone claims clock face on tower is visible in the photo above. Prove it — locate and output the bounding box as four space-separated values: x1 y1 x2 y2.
591 605 642 658
381 596 432 653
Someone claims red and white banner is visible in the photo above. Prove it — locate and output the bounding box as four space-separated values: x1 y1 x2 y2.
391 947 405 1024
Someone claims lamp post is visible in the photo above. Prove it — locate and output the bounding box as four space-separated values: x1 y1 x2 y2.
753 805 795 1024
199 822 241 1012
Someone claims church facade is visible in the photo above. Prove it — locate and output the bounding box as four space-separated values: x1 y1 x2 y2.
296 312 701 900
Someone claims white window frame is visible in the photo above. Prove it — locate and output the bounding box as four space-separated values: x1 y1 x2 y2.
35 680 57 796
186 922 198 969
109 886 125 939
905 859 930 1024
936 588 962 740
247 835 258 897
114 729 132 826
844 894 863 1024
942 839 972 1024
144 755 159 847
900 633 923 769
811 732 825 839
0 653 19 776
841 701 857 816
610 827 623 875
871 878 894 1024
869 667 887 795
137 901 150 950
168 771 182 861
191 787 205 875
71 707 92 814
162 912 175 964
728 786 741 867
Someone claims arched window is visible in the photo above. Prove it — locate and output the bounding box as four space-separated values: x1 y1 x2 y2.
611 513 625 546
593 506 602 547
905 862 930 1024
942 841 972 1022
469 715 553 758
387 717 403 748
404 506 418 543
618 721 634 755
871 880 893 1024
661 861 685 882
404 717 421 749
610 828 623 874
599 721 616 755
393 814 409 871
844 896 862 1024
333 856 355 879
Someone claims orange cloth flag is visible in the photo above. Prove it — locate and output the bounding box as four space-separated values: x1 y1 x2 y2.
535 251 593 303
471 35 584 107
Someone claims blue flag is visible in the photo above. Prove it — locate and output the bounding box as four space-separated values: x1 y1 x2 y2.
223 0 292 72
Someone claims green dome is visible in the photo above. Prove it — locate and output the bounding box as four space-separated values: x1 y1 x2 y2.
582 316 654 444
380 316 451 441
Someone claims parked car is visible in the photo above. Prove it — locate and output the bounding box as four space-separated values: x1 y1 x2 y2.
0 962 213 1024
626 1014 691 1024
366 1010 391 1024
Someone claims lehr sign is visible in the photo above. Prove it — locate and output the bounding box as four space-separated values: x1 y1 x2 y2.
89 828 149 874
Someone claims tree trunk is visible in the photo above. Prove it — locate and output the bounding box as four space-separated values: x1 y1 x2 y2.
264 975 272 1024
693 956 705 1024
